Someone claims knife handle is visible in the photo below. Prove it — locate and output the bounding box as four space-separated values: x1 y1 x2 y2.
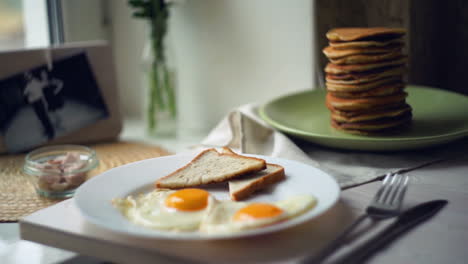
334 200 448 264
304 214 368 264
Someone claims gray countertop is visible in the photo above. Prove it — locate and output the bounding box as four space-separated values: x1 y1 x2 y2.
1 120 467 264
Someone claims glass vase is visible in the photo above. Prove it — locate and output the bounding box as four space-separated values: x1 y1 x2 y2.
141 38 177 138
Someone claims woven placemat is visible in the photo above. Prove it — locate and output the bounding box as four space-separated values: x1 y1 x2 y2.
0 141 171 222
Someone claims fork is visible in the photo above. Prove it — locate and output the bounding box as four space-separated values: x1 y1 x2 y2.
304 172 410 264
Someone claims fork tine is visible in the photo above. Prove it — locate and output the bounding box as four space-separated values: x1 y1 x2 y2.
372 173 393 203
392 175 410 207
378 173 398 204
387 174 404 204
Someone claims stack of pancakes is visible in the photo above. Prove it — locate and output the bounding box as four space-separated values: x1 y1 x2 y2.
323 27 412 135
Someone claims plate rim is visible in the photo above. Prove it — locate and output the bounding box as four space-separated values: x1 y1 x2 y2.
74 153 341 241
259 85 468 143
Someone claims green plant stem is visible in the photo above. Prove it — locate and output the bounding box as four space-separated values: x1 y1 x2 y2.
148 59 177 132
152 60 165 110
162 64 176 118
130 0 175 133
147 64 157 130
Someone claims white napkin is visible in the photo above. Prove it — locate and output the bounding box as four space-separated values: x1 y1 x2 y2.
201 104 466 189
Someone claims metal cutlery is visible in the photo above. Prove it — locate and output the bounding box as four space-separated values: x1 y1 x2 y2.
304 172 409 264
330 199 448 264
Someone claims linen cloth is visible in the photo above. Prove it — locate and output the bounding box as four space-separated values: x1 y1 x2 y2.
201 104 466 189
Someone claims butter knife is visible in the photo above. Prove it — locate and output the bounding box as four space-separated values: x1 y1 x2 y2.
329 199 448 264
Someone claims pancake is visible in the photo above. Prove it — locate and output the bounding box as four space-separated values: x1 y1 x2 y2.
326 77 402 92
331 110 411 130
329 50 403 65
332 110 411 128
329 38 404 49
326 27 406 42
323 45 403 60
330 104 412 123
323 27 411 136
328 102 407 118
326 66 405 85
328 82 404 98
322 44 403 59
326 91 408 111
331 117 411 135
325 57 407 74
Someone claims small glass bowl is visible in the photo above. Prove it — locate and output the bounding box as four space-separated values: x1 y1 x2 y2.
23 145 99 199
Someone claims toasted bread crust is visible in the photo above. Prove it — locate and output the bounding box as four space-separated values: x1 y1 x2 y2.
220 147 286 201
155 148 266 188
229 164 285 201
220 146 236 154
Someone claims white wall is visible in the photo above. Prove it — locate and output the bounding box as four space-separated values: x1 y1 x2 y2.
22 0 49 48
109 0 146 118
62 0 109 42
110 0 315 136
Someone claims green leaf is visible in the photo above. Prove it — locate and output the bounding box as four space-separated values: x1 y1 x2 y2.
133 10 150 16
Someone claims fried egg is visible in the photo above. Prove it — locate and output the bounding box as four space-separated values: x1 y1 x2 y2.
200 194 317 234
113 188 317 234
113 188 215 231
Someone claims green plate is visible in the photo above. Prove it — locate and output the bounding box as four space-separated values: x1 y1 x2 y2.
259 85 468 151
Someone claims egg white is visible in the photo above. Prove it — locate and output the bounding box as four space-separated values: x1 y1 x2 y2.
200 194 317 234
199 200 247 233
113 189 215 231
275 194 318 218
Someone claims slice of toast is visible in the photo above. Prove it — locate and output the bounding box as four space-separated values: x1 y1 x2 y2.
220 147 285 201
155 148 266 188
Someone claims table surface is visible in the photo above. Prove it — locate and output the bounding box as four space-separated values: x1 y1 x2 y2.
1 120 467 264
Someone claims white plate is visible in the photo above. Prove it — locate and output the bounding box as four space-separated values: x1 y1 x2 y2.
74 153 340 240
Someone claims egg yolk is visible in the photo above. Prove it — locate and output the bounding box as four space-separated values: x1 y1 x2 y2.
233 203 284 222
164 188 210 211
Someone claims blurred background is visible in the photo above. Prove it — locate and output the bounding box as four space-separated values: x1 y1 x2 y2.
0 0 314 138
0 0 466 139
